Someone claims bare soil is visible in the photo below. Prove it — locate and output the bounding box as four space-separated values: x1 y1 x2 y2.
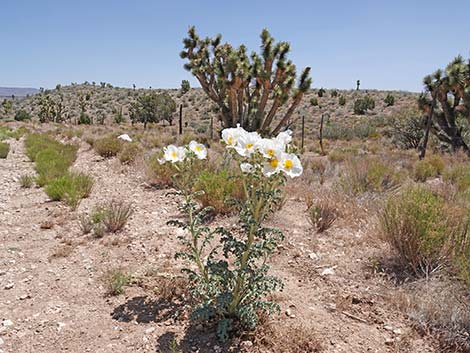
0 136 437 353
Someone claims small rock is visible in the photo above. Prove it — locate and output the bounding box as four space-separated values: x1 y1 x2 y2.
385 338 395 346
393 328 403 335
57 322 66 331
18 294 30 300
240 340 253 350
4 283 14 290
213 345 222 353
2 320 13 327
384 325 394 331
144 327 155 334
308 252 318 260
0 337 4 345
321 267 335 276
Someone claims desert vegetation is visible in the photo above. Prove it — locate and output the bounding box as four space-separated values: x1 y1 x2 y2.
1 29 470 353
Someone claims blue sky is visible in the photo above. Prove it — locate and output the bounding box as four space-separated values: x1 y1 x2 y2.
1 0 469 92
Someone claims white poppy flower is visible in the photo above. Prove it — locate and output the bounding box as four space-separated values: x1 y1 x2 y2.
262 155 282 177
163 144 187 163
257 138 283 159
240 162 254 173
188 140 207 160
233 131 261 157
275 130 293 147
221 124 246 148
279 152 303 178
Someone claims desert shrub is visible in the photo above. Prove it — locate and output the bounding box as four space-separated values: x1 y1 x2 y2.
118 143 141 164
309 158 327 184
317 88 325 97
14 109 31 121
380 186 465 277
102 269 131 296
193 169 245 214
390 114 424 150
310 97 318 106
44 173 94 209
0 142 9 158
78 112 92 125
25 133 77 163
353 95 375 114
94 136 123 157
19 175 35 188
306 199 338 232
384 93 395 106
330 89 338 97
146 153 176 187
323 122 376 140
35 148 76 186
338 95 346 106
339 157 404 194
102 200 133 233
444 163 470 192
414 155 445 182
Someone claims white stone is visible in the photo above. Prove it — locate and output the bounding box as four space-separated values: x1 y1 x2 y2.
117 134 132 142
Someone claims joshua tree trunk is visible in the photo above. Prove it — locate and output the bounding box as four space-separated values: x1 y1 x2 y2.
419 97 435 160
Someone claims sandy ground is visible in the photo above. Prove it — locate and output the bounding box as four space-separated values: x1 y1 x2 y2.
0 136 437 353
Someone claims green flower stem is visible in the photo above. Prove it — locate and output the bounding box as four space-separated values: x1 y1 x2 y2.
227 173 267 315
186 193 209 283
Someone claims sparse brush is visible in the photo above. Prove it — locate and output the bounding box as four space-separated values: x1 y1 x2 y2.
379 185 466 278
146 153 176 188
102 268 131 296
193 169 245 214
45 172 94 209
0 142 10 158
118 143 142 164
102 200 133 233
307 199 338 232
79 214 93 234
414 155 445 182
93 136 123 157
19 175 34 188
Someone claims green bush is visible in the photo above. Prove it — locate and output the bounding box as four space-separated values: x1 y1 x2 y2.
0 142 10 158
353 95 375 114
194 169 245 214
14 110 31 121
384 93 395 107
35 148 77 186
45 173 94 209
380 186 466 277
94 136 122 157
414 155 445 182
338 95 346 106
444 163 470 192
310 97 318 106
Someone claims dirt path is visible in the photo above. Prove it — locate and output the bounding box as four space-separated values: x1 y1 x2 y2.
0 139 436 353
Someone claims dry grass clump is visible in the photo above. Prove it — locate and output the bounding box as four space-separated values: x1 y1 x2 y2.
118 142 142 164
146 153 175 188
19 174 35 188
80 200 133 237
102 268 132 296
380 185 469 279
413 154 445 182
93 136 123 157
338 156 405 195
305 195 338 232
397 279 470 352
251 317 323 353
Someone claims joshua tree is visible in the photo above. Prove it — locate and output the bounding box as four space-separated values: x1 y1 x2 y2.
180 79 190 94
356 80 361 90
418 55 470 155
181 26 311 135
130 92 176 129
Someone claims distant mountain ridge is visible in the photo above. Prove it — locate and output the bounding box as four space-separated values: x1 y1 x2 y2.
0 87 38 97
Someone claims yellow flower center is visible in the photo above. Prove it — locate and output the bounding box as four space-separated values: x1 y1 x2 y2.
270 159 278 168
246 143 254 149
227 137 233 145
171 152 177 159
284 159 293 170
195 145 202 152
268 149 275 157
